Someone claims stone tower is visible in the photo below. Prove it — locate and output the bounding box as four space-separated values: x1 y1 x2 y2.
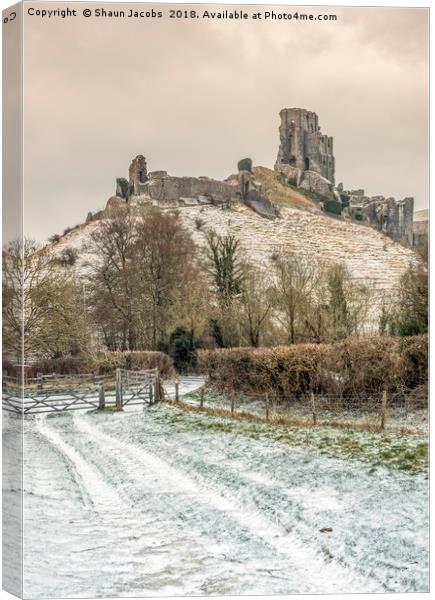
275 108 335 183
129 155 148 196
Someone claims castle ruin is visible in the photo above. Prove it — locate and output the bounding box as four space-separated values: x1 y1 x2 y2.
274 107 417 246
129 155 148 195
97 107 419 248
108 155 277 219
344 190 414 245
275 108 335 183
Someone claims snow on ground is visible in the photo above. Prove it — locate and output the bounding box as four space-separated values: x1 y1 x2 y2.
49 201 418 326
164 376 205 401
2 379 429 597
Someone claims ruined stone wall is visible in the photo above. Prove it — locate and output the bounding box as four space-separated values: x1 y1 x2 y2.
413 211 428 254
145 175 237 205
275 108 335 183
129 155 148 196
347 193 414 244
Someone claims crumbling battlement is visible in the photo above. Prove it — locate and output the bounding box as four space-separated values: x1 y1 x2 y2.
273 107 416 246
129 155 148 195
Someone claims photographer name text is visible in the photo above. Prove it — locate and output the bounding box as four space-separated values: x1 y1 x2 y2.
26 7 338 22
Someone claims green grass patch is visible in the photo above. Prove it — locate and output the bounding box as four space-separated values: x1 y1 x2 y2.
152 404 428 475
90 406 122 414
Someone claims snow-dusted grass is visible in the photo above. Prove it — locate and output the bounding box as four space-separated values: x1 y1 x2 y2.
182 384 428 431
2 398 428 597
162 399 428 475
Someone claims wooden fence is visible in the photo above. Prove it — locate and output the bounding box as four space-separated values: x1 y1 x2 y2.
179 387 428 433
2 368 160 415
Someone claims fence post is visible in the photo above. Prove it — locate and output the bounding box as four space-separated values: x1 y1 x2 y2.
175 378 179 402
200 386 205 408
265 393 270 422
380 390 388 430
230 392 235 415
154 370 161 403
310 392 317 426
98 383 105 410
115 368 122 410
37 372 43 390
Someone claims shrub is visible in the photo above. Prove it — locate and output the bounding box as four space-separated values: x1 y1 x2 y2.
3 356 92 379
323 199 343 215
237 158 253 173
198 336 427 399
398 335 428 390
169 327 197 373
194 217 206 231
340 193 350 208
96 351 175 378
3 351 175 379
320 336 401 396
48 234 60 244
198 344 326 397
57 247 78 267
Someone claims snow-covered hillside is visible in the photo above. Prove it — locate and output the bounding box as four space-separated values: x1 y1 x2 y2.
49 198 418 326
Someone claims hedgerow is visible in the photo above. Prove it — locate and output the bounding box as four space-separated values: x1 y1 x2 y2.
4 351 175 379
198 335 427 398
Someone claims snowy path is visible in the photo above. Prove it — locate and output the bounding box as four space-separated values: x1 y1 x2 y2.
163 376 205 401
2 386 428 597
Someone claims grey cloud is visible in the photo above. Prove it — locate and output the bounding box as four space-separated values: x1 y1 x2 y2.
18 3 428 241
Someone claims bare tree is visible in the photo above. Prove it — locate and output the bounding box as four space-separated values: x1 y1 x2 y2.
88 207 197 351
88 208 138 350
2 238 89 361
134 208 196 349
238 265 273 347
271 253 318 344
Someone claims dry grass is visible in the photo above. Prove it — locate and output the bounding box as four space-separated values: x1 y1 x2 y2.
252 166 318 210
165 398 264 423
164 397 420 435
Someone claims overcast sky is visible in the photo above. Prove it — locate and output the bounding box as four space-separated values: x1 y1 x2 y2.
17 3 429 241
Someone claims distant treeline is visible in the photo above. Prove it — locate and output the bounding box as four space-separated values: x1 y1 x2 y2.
2 206 427 374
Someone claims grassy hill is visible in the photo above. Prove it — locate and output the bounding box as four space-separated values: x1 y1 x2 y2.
253 166 319 210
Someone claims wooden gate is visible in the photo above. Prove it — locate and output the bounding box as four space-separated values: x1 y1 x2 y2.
2 369 160 415
115 368 160 409
2 373 104 415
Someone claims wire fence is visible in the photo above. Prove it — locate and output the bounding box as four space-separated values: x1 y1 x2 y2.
172 385 428 434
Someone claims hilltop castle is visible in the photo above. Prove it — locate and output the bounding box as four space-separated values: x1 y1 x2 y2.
274 107 417 246
94 107 419 248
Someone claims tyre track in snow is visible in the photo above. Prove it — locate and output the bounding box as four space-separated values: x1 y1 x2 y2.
142 424 427 593
74 411 383 593
25 400 428 596
32 414 217 597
